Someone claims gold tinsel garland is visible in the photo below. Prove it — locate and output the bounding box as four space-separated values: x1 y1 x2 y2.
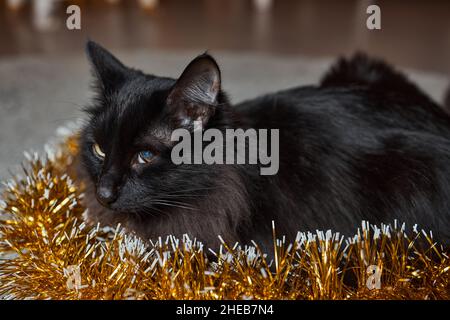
0 129 449 300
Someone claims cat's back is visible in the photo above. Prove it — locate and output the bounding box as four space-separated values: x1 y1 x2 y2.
236 85 450 139
235 85 450 244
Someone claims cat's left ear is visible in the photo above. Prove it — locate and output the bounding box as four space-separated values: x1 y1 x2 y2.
167 53 221 127
86 40 129 94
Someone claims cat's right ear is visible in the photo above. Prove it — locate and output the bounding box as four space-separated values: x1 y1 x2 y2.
86 40 129 94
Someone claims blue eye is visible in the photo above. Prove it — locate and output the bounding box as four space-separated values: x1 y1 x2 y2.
137 150 154 164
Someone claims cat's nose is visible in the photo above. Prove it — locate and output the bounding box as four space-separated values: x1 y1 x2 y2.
96 179 118 206
96 186 117 206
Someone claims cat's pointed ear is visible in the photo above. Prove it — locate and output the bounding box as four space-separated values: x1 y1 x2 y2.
167 54 221 127
86 40 129 94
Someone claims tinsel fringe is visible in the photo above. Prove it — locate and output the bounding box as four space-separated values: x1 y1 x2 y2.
0 129 449 300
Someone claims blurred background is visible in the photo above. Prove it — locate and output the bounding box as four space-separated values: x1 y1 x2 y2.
0 0 450 178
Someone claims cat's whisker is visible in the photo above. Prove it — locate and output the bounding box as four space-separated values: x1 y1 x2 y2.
161 186 221 196
140 206 170 218
160 194 204 199
150 200 196 211
156 199 194 206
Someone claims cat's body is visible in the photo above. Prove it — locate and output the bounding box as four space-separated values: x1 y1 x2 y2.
80 42 450 253
237 85 450 250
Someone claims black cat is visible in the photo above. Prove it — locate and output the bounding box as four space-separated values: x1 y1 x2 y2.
79 41 450 253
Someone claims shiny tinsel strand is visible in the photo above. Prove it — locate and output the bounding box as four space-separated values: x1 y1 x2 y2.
0 130 449 299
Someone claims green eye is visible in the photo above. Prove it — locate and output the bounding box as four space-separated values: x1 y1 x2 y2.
137 150 154 164
92 143 105 159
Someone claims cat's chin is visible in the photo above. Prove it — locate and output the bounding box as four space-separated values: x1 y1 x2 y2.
99 202 123 212
89 199 145 218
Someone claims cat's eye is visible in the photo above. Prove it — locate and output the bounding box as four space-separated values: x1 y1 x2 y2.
137 150 155 164
92 143 105 159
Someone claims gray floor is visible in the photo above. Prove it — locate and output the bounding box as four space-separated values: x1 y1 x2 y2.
0 50 449 180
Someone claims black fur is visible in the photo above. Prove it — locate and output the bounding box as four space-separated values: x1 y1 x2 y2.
79 43 450 253
445 86 450 113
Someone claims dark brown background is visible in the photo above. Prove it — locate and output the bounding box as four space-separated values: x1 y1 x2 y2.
1 0 450 73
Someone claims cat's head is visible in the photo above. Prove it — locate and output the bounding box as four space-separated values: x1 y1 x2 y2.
80 41 232 214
